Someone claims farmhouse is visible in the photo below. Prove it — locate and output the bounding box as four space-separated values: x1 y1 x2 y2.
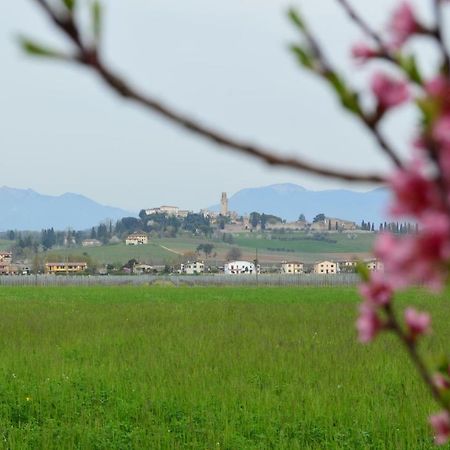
314 261 337 274
45 262 87 274
0 252 13 275
133 264 155 274
180 261 205 275
224 261 260 275
125 233 148 245
82 239 102 247
366 259 384 271
280 261 304 274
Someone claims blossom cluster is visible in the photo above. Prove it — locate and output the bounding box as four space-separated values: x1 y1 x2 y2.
352 1 450 445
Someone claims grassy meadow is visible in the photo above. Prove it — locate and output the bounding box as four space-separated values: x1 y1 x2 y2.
44 232 376 266
0 286 447 449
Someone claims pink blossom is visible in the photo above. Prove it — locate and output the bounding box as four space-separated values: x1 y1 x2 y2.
388 2 419 48
404 307 431 338
359 272 393 306
351 43 378 63
425 76 450 99
375 214 450 290
433 373 450 390
356 303 383 343
389 163 443 218
433 115 450 149
371 72 409 110
429 411 450 445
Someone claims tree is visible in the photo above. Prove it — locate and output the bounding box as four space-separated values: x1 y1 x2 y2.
196 243 214 258
298 213 306 222
226 247 242 261
249 212 261 229
313 213 325 223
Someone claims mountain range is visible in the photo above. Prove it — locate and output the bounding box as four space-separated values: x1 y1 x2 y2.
210 183 390 223
0 187 131 231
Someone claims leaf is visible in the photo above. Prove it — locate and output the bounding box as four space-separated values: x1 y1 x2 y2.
288 8 305 32
18 36 64 59
416 97 440 130
62 0 76 12
396 53 422 85
326 72 362 115
356 262 370 282
290 45 314 70
91 1 102 41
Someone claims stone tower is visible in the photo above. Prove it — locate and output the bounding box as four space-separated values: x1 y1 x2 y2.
220 192 228 216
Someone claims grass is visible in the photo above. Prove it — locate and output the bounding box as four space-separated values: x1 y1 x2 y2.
234 231 376 254
46 242 178 266
0 286 446 449
44 232 375 266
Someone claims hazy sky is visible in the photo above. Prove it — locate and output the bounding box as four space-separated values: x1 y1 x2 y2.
1 0 428 212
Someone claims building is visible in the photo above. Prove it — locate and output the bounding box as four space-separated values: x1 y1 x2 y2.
0 252 13 275
144 206 178 216
125 233 149 245
224 261 260 275
366 259 384 271
180 261 205 275
82 239 102 247
0 252 12 264
281 261 304 274
221 192 228 216
314 261 337 274
159 206 179 216
45 262 88 274
133 264 155 274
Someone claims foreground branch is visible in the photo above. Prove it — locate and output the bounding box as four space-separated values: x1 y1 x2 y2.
29 0 385 184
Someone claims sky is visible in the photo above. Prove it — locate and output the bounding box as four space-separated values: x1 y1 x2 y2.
0 0 429 212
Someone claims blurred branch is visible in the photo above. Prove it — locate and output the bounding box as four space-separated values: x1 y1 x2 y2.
289 8 403 168
432 0 450 73
335 0 393 61
27 0 386 184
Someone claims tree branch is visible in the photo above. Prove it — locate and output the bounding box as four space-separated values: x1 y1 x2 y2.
335 0 393 61
29 0 386 184
432 0 450 73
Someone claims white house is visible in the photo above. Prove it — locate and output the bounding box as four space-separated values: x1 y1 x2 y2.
82 239 102 247
280 261 304 274
366 259 384 271
159 206 179 216
314 260 337 274
180 261 205 275
125 233 149 245
224 261 260 275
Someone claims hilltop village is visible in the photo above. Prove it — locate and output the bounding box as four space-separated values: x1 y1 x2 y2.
0 192 416 277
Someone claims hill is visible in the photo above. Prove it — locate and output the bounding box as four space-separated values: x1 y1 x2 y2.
0 186 132 230
210 183 389 223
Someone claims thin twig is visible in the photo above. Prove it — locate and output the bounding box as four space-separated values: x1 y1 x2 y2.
294 12 403 168
432 0 450 73
29 0 385 184
335 0 393 61
386 305 448 410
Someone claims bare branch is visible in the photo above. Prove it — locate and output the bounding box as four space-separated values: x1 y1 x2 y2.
432 0 450 73
335 0 393 60
291 10 403 168
29 0 385 184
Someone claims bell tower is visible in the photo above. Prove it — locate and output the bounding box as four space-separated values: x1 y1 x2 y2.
220 192 228 216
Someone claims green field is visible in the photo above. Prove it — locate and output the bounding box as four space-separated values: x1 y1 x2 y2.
234 232 376 254
47 242 179 266
45 232 375 266
0 286 446 449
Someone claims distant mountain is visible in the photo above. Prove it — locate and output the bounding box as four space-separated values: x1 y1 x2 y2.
0 187 132 231
210 183 390 223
